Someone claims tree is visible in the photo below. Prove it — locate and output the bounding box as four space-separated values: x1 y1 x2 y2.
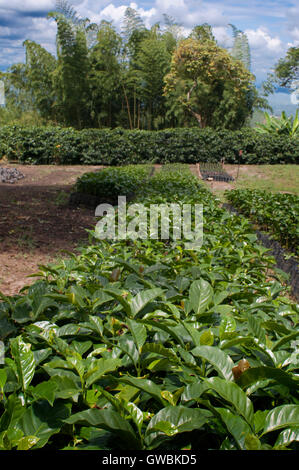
190 23 216 43
23 40 57 120
263 46 299 95
89 21 123 128
229 24 251 71
164 36 255 129
48 11 92 128
122 7 146 43
135 32 171 129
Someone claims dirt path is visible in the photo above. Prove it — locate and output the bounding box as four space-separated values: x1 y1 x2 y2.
0 165 103 295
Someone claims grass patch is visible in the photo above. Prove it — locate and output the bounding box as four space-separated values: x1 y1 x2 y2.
207 164 299 201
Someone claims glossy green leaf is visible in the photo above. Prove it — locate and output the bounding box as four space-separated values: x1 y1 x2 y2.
145 406 213 448
142 343 179 363
130 288 164 317
237 366 299 391
219 315 236 340
200 329 214 346
17 436 40 450
216 407 252 450
117 376 167 406
272 331 299 351
127 319 147 352
85 358 121 388
16 401 71 449
65 408 141 449
0 369 7 390
191 345 234 381
181 382 210 403
247 315 266 345
10 336 36 393
206 377 254 428
262 405 299 435
189 279 213 315
274 426 299 448
31 380 58 406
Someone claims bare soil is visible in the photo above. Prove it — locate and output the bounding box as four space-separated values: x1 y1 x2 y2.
0 165 103 295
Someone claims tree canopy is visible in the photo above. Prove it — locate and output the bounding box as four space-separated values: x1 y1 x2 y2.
263 46 299 95
0 1 266 130
164 36 255 129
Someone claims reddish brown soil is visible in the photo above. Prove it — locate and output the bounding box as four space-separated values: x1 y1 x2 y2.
0 165 103 295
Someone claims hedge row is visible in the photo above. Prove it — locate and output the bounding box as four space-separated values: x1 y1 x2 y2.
0 125 298 165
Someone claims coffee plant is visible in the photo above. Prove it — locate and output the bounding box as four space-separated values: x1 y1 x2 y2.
0 165 298 451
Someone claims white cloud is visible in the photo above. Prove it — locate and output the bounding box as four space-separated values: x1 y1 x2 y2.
245 27 283 54
212 26 231 48
0 0 54 12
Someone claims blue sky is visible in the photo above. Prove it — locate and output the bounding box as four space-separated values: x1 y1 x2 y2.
0 0 298 113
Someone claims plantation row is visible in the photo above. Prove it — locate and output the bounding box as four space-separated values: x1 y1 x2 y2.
0 126 299 165
226 189 299 256
0 164 298 451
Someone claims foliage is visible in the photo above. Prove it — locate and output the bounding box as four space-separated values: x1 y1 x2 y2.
0 125 298 165
0 164 298 451
225 189 299 254
75 165 153 199
255 110 299 138
0 1 266 131
263 46 299 94
229 24 251 72
164 37 255 129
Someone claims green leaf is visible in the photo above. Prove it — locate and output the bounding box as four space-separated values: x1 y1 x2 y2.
237 366 299 392
16 401 71 449
17 436 40 450
189 279 213 315
65 408 141 449
117 336 139 367
247 315 266 345
262 405 299 435
0 369 7 390
216 407 252 450
145 406 212 449
103 288 131 315
180 321 202 346
80 315 103 337
272 331 299 351
206 377 254 428
117 376 167 406
51 375 81 402
181 382 210 403
191 345 234 381
85 358 121 388
140 319 185 348
219 315 236 340
127 319 147 352
130 288 164 317
31 380 58 406
200 329 214 346
10 336 36 393
0 395 26 433
274 426 299 448
142 343 179 363
125 402 144 434
254 410 269 434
